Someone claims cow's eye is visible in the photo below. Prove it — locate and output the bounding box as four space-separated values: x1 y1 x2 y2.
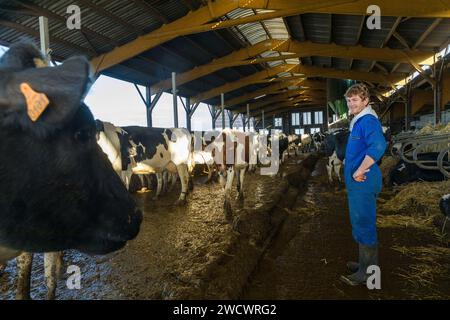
74 130 93 143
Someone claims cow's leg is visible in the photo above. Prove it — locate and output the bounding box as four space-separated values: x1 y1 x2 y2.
205 164 213 183
153 172 163 200
138 174 145 189
120 170 132 190
162 171 169 194
168 173 178 191
236 169 241 194
188 175 194 192
138 174 149 191
224 166 235 217
335 163 342 182
219 170 227 189
175 163 189 205
44 252 62 300
145 174 151 189
16 252 33 300
326 163 333 183
237 167 246 202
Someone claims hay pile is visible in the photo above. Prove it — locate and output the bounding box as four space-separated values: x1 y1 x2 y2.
379 156 398 185
418 123 446 134
377 213 435 231
441 122 450 133
414 123 450 153
392 245 450 298
380 180 450 218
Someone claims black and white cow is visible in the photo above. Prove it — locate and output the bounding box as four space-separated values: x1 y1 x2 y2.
324 127 391 183
312 132 325 152
268 132 289 163
389 152 448 186
0 42 143 300
96 123 192 204
279 134 290 163
324 129 350 183
0 42 142 260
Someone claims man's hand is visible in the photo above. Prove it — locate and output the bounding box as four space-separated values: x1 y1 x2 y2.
353 169 369 182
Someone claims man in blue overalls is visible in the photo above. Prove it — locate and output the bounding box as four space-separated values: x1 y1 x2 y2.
340 83 387 286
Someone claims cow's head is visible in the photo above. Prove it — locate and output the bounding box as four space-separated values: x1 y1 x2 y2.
0 42 142 255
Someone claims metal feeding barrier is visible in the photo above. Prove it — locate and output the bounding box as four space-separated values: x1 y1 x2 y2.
438 146 450 178
391 131 450 178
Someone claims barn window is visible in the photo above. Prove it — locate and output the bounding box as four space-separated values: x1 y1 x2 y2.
274 117 283 127
303 112 312 125
314 111 323 124
291 112 300 126
295 128 304 135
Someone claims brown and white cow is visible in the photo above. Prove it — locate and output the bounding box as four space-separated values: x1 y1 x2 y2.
206 129 279 215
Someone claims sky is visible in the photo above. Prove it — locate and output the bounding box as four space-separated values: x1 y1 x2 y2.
84 75 216 131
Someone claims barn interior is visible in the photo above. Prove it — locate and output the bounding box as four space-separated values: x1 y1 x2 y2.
0 0 449 300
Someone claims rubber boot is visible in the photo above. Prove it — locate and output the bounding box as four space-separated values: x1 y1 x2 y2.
340 244 378 286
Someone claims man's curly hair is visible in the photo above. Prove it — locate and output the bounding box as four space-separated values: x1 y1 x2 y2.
344 83 370 100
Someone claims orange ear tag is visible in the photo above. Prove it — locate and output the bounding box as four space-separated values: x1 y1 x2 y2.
19 82 50 122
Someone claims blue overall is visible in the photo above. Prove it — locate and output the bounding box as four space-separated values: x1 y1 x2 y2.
344 115 387 246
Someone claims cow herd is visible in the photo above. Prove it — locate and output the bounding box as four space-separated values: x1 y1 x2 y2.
0 41 320 300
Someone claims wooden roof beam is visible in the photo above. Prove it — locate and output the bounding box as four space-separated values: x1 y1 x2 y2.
151 39 430 92
236 90 324 113
192 63 405 104
250 0 450 17
368 16 402 73
391 18 442 73
90 0 450 72
191 64 299 104
90 1 240 72
226 83 300 109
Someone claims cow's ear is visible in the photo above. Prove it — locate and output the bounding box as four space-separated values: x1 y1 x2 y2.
0 41 44 72
1 56 92 129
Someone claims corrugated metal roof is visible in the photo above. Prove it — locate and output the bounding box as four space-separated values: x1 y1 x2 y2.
0 1 449 109
333 15 365 46
225 7 298 73
302 14 333 44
